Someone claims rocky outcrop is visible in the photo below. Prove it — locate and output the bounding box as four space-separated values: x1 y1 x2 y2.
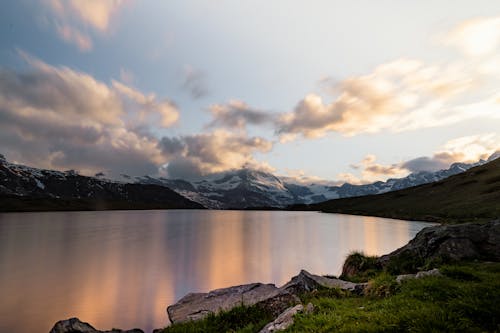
49 318 144 333
379 220 500 272
166 283 299 324
281 270 367 295
166 270 366 325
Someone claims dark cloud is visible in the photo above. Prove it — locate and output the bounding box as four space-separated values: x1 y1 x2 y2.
401 156 451 173
207 100 275 130
182 66 209 99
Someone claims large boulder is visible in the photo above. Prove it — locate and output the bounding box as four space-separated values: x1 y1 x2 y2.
378 220 500 273
167 283 299 324
281 270 367 295
49 318 143 333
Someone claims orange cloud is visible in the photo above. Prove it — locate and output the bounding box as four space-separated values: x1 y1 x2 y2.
45 0 128 51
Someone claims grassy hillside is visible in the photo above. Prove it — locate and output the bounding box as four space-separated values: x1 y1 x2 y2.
296 158 500 223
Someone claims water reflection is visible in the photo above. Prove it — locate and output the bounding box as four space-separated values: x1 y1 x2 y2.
0 210 432 333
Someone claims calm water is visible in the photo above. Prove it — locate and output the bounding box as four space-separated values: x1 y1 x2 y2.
0 210 432 333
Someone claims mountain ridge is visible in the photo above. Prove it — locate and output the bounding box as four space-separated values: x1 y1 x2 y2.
0 154 203 212
293 157 500 223
136 156 494 209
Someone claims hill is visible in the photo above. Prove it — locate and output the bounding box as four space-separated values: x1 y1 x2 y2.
295 157 500 223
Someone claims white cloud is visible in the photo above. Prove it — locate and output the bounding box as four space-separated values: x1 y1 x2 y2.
276 57 492 140
444 16 500 56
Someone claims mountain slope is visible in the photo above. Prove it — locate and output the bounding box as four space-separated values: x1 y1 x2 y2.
0 155 203 212
296 158 500 223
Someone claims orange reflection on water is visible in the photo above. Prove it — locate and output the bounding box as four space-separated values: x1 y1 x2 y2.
0 210 433 333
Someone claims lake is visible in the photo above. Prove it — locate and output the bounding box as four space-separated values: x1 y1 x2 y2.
0 210 432 333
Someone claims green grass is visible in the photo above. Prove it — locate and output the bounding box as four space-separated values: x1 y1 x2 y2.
341 251 381 282
160 304 273 333
301 158 500 223
285 262 500 333
159 262 500 333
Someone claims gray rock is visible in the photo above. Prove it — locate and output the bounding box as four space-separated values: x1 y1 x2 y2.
379 220 500 272
49 318 144 333
416 268 442 279
395 273 416 284
259 304 304 333
281 270 367 295
167 283 299 324
396 268 442 284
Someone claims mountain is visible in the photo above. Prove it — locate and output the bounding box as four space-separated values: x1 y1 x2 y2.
136 158 492 209
294 157 500 223
0 154 203 212
1 152 496 212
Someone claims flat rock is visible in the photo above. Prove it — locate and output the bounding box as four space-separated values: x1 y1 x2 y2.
259 304 304 333
167 283 298 324
49 318 144 333
396 268 442 284
281 270 367 295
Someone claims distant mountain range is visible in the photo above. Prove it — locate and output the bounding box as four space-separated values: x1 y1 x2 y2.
1 152 498 211
0 154 203 212
135 152 499 209
296 156 500 223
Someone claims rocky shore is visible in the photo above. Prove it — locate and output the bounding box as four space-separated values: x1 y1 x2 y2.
50 220 500 333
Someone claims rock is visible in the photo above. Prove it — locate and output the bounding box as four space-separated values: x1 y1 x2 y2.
281 269 367 295
50 318 97 333
378 220 500 273
259 304 304 333
415 268 441 279
255 289 301 318
395 273 416 284
396 268 442 284
304 302 315 314
167 283 299 324
49 318 144 333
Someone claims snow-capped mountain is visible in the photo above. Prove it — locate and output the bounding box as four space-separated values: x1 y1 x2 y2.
1 152 497 211
136 155 496 209
0 154 202 211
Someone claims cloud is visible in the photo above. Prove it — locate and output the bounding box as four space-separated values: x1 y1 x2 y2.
0 52 182 176
443 16 500 56
112 80 179 128
45 0 127 51
55 24 93 51
340 133 500 183
343 155 408 184
158 130 273 179
207 100 275 130
276 59 483 140
181 65 209 99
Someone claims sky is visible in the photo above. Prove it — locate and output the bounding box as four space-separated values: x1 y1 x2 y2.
0 0 499 183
